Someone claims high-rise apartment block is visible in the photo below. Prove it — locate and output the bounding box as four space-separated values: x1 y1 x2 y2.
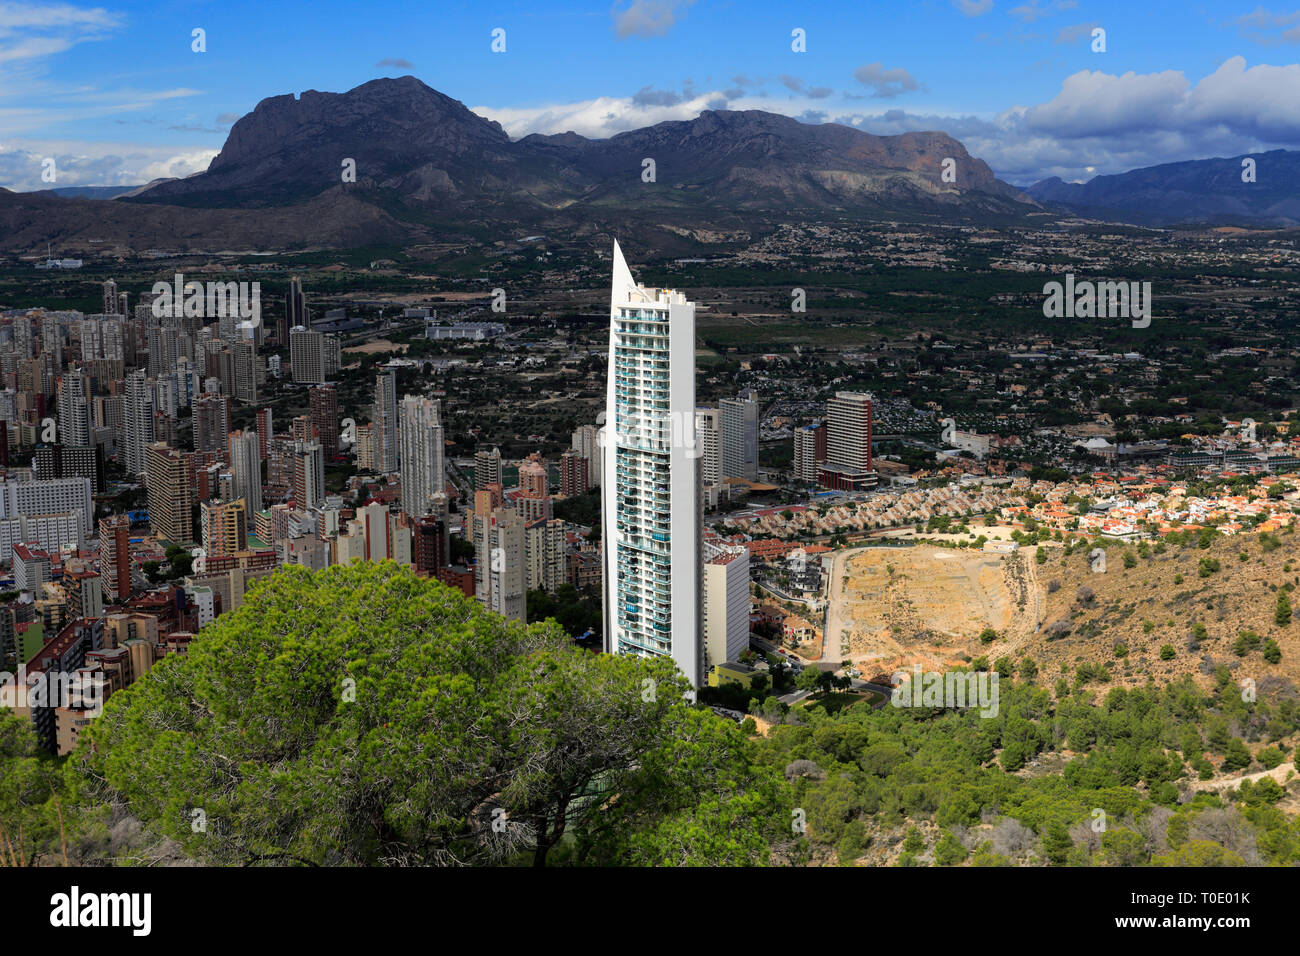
373 371 398 473
291 440 325 510
695 407 720 487
474 447 501 489
602 241 701 687
559 449 589 497
229 430 263 516
472 507 526 623
201 499 248 557
98 514 132 602
720 392 759 481
398 395 445 518
193 393 231 455
309 386 339 460
571 424 602 487
793 421 827 484
144 442 195 543
702 544 750 674
822 391 877 491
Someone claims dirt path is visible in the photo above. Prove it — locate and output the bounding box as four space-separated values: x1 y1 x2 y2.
1191 761 1299 793
820 546 873 663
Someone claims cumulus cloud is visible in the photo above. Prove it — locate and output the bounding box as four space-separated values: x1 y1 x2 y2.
376 57 414 69
478 87 810 139
475 57 1300 188
1024 57 1300 141
852 62 923 98
611 0 694 39
631 85 682 107
0 140 217 190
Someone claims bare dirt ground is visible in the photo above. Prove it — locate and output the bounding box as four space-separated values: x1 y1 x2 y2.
342 339 408 354
827 544 1042 674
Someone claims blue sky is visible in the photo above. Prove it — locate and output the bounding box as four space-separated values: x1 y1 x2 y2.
4 0 1300 189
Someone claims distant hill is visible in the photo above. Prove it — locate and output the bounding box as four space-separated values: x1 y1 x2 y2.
1026 150 1300 227
46 185 143 200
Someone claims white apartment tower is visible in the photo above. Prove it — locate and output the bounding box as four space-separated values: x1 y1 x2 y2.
473 507 526 623
720 392 759 481
398 395 445 517
602 241 702 687
822 391 877 491
123 369 155 475
374 371 398 474
694 407 721 487
571 424 603 488
702 544 751 673
229 429 263 516
57 367 92 448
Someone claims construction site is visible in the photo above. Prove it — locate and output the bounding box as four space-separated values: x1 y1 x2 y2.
823 544 1043 675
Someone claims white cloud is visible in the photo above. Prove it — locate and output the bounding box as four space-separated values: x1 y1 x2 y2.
852 62 924 98
611 0 694 39
477 89 738 139
475 57 1300 188
1234 6 1300 45
0 1 122 69
953 0 995 16
1024 57 1300 141
0 139 216 190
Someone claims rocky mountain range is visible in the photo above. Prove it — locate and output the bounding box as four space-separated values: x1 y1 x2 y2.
1026 149 1300 228
1 76 1039 254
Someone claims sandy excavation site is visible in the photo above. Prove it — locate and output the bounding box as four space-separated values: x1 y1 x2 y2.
831 545 1042 674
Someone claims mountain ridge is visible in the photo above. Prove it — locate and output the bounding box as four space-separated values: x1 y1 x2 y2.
4 75 1044 252
1026 149 1300 227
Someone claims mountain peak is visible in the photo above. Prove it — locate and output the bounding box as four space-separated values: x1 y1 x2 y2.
124 77 1035 225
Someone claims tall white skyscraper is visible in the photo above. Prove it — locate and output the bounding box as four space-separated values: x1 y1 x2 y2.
292 440 325 510
472 507 526 623
102 279 119 315
398 395 445 517
57 367 91 448
374 371 398 474
602 241 702 687
694 407 720 487
229 429 263 516
720 392 759 481
123 370 155 475
571 424 603 488
823 390 877 491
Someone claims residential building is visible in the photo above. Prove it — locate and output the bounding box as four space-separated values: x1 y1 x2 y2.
602 241 702 687
720 392 759 481
398 395 445 518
